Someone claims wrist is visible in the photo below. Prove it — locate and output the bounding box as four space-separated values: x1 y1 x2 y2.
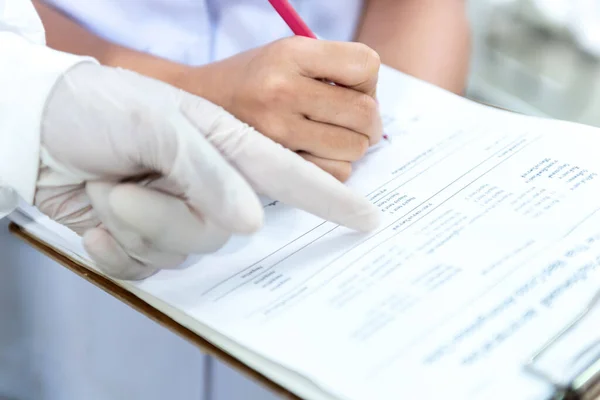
101 44 193 90
171 62 235 111
100 44 235 111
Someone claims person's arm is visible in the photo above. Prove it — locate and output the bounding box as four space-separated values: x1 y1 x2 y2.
355 0 471 94
0 0 91 217
32 0 193 88
33 0 384 182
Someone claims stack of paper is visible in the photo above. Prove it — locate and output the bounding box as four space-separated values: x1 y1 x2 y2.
11 65 600 400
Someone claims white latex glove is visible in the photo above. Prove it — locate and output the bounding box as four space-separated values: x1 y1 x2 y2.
34 63 380 280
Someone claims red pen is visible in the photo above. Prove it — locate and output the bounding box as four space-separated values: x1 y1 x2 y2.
268 0 317 38
267 0 389 141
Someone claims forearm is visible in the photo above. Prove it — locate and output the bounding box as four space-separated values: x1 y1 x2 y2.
356 0 471 94
33 0 191 88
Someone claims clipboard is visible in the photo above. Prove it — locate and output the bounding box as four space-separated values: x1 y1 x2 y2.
8 222 300 400
8 220 600 400
523 289 600 400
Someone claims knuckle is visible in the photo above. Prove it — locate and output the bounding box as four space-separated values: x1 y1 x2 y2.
103 263 157 281
272 36 308 55
356 135 370 158
161 254 188 269
350 93 381 148
262 74 293 103
355 93 378 122
258 118 295 149
362 45 382 73
121 234 152 259
331 162 353 182
372 116 384 145
353 43 381 73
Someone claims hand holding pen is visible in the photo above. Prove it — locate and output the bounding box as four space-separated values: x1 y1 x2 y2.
171 1 383 182
268 0 389 141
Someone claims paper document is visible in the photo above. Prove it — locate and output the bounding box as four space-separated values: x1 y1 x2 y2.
14 65 600 400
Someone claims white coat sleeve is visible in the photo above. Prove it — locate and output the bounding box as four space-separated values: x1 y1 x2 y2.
0 0 96 219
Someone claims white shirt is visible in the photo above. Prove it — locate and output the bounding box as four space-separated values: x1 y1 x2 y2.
0 0 91 219
44 0 364 65
0 0 362 219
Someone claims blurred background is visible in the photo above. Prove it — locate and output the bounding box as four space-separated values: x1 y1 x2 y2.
466 0 600 127
3 2 600 400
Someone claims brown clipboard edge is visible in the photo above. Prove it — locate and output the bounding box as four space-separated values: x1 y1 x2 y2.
6 99 518 399
8 222 301 400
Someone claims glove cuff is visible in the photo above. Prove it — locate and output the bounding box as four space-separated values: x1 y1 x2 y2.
0 32 96 205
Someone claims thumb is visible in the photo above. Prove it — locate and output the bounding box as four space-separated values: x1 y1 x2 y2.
42 63 264 234
140 111 266 234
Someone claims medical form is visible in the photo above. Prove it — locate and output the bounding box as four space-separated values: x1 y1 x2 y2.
14 65 600 400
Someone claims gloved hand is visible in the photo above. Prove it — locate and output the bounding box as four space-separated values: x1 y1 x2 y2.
34 63 380 280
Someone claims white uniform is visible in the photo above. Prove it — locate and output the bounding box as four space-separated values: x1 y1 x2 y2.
0 0 364 398
0 0 82 218
44 0 364 64
0 1 207 399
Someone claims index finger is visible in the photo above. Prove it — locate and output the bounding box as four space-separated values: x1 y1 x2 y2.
240 133 381 231
288 37 381 96
181 92 381 232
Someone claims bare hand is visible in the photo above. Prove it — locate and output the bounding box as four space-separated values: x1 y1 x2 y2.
176 36 383 181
